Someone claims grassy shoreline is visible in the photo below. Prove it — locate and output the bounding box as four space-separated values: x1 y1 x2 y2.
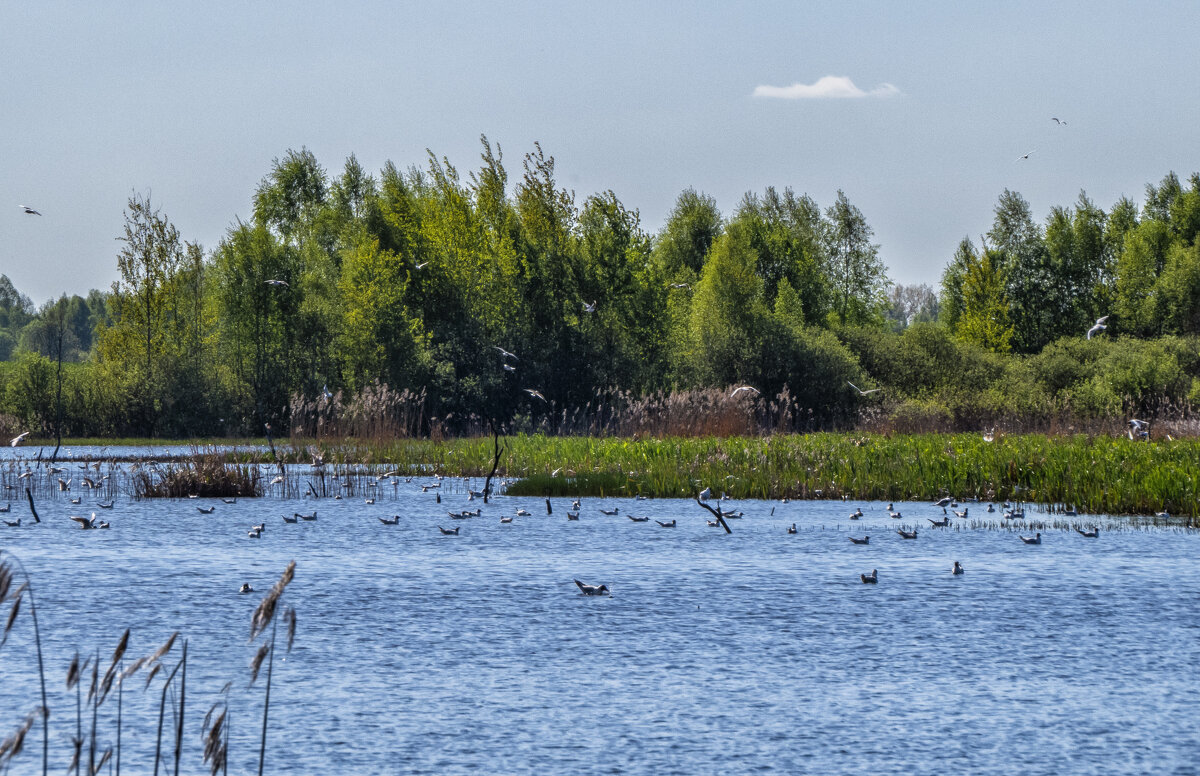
288 433 1196 517
19 433 1200 516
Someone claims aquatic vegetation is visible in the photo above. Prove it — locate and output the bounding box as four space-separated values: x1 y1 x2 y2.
290 432 1200 516
133 451 260 499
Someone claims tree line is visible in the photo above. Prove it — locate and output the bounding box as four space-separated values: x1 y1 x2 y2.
2 139 1198 438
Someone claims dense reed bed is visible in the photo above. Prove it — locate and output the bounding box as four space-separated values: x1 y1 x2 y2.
292 433 1200 517
133 454 260 499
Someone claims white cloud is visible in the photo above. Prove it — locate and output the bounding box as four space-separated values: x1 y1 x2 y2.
752 76 900 100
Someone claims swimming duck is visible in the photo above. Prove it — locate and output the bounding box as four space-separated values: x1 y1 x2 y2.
499 516 513 523
849 508 863 520
516 509 532 517
952 561 964 575
986 503 995 513
1075 527 1099 538
97 501 114 509
898 528 918 540
953 508 969 519
860 569 878 584
599 508 619 516
239 583 253 594
1019 533 1042 545
247 528 262 538
656 519 676 528
889 511 903 519
849 536 869 545
1155 510 1170 519
787 523 797 534
574 579 610 596
3 518 20 527
438 526 460 536
567 512 580 521
70 497 81 505
706 519 720 527
572 499 581 510
197 506 215 514
379 515 400 525
282 514 298 523
364 498 375 505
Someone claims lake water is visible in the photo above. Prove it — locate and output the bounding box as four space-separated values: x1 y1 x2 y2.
1 485 1197 775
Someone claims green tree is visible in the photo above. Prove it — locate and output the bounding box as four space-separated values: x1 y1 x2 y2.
824 190 887 325
939 238 976 331
957 249 1013 353
732 187 828 318
1114 220 1172 335
652 188 722 280
97 194 190 435
687 224 770 386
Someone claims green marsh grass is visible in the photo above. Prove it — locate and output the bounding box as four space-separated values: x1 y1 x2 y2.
294 433 1200 517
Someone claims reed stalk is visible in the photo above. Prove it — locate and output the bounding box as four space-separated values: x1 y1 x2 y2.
0 553 50 776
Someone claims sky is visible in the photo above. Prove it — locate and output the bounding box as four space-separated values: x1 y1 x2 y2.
2 0 1198 304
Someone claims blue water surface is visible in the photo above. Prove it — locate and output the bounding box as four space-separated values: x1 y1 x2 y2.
0 486 1197 775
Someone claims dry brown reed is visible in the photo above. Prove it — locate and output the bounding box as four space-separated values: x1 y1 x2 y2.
0 709 38 769
134 452 260 499
289 382 427 440
290 379 1200 440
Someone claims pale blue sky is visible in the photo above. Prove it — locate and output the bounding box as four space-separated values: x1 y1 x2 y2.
2 1 1198 302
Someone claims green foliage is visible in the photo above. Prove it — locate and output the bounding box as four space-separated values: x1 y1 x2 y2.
957 249 1013 353
6 150 1200 441
687 224 769 386
825 190 887 325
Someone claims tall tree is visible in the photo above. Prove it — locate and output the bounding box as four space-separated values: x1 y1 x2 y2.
957 249 1013 353
824 190 887 326
652 188 722 280
98 194 188 435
